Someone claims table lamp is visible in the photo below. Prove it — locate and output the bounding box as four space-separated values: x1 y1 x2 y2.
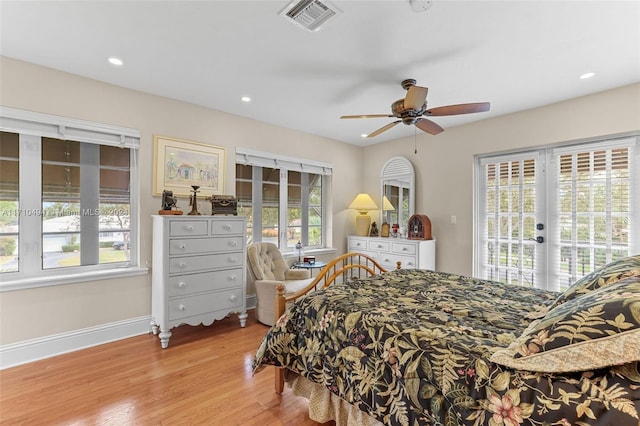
349 193 378 236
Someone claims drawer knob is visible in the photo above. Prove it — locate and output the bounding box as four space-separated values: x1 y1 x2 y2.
402 247 408 251
178 281 186 288
186 226 193 232
377 244 383 248
230 240 238 247
229 294 237 301
178 243 186 250
179 262 186 268
224 224 232 231
229 275 237 281
229 257 238 263
178 304 186 311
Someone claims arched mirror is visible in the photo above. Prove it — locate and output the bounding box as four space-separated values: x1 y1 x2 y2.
380 156 415 227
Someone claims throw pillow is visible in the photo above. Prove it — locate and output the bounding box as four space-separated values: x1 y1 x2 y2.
551 254 640 308
490 275 640 373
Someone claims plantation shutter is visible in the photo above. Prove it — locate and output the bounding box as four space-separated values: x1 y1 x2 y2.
547 137 639 290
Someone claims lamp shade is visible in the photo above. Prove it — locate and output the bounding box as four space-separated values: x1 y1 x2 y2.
382 196 395 211
349 193 378 214
349 193 378 236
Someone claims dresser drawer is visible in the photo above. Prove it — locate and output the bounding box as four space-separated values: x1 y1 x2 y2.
348 237 369 251
169 220 208 237
378 253 418 269
168 288 243 321
169 236 243 255
211 220 244 235
368 239 390 252
168 268 243 297
169 253 243 274
392 242 417 256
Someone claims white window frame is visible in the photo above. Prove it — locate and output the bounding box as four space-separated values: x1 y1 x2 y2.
0 107 147 291
235 147 333 254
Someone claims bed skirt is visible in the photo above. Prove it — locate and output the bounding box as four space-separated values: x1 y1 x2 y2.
287 371 384 426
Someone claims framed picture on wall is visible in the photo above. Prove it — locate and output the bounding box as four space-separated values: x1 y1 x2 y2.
153 135 226 197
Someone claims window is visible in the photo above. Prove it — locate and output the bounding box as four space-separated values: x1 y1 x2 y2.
0 107 141 289
475 135 639 291
235 148 332 251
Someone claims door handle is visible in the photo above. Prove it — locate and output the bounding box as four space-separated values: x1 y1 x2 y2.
527 236 544 243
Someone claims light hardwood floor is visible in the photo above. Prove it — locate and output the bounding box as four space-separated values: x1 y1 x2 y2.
0 311 334 425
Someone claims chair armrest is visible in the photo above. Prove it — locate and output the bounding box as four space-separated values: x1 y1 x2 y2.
255 279 286 293
285 269 311 280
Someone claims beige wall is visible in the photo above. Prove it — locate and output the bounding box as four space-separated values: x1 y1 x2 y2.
363 83 640 275
0 57 363 345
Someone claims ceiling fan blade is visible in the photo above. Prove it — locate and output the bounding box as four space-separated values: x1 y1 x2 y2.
404 85 428 110
415 118 444 135
425 102 490 116
367 120 401 138
340 114 393 119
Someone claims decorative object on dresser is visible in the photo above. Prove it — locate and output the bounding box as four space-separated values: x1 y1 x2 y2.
348 235 435 270
208 194 238 215
151 215 247 348
380 222 390 237
187 185 201 215
159 190 183 215
348 193 379 236
407 213 432 240
369 221 379 237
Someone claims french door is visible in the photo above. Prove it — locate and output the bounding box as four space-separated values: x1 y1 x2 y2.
475 135 639 291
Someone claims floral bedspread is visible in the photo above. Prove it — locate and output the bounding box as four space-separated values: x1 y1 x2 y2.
253 269 640 426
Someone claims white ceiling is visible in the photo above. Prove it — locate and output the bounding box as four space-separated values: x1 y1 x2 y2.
1 1 639 146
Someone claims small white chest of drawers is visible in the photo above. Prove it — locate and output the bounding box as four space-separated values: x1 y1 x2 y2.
347 235 436 270
151 215 247 348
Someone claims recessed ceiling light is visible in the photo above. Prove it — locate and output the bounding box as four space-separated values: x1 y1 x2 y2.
241 96 251 102
361 134 368 138
108 57 123 66
579 72 595 80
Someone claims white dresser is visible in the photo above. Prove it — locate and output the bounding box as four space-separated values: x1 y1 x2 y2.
347 236 436 270
151 215 247 348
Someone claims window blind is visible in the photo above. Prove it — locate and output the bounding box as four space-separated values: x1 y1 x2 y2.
236 147 332 175
0 107 140 149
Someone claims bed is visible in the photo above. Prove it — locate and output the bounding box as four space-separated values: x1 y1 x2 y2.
253 253 640 425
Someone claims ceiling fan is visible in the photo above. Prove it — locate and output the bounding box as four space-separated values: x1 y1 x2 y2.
340 79 490 138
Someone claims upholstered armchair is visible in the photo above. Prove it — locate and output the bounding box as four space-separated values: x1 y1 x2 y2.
247 242 313 326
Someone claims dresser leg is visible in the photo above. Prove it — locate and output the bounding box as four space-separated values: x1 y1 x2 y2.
159 330 172 349
150 320 159 335
238 311 248 327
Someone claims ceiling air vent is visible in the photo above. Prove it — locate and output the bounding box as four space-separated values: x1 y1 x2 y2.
280 0 342 32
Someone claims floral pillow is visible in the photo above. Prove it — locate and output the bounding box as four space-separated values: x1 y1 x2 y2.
551 254 640 308
490 275 640 373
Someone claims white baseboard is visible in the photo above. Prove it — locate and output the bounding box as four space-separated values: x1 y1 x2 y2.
0 316 152 370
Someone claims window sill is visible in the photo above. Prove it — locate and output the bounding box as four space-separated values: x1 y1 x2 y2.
0 266 149 292
283 247 337 260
